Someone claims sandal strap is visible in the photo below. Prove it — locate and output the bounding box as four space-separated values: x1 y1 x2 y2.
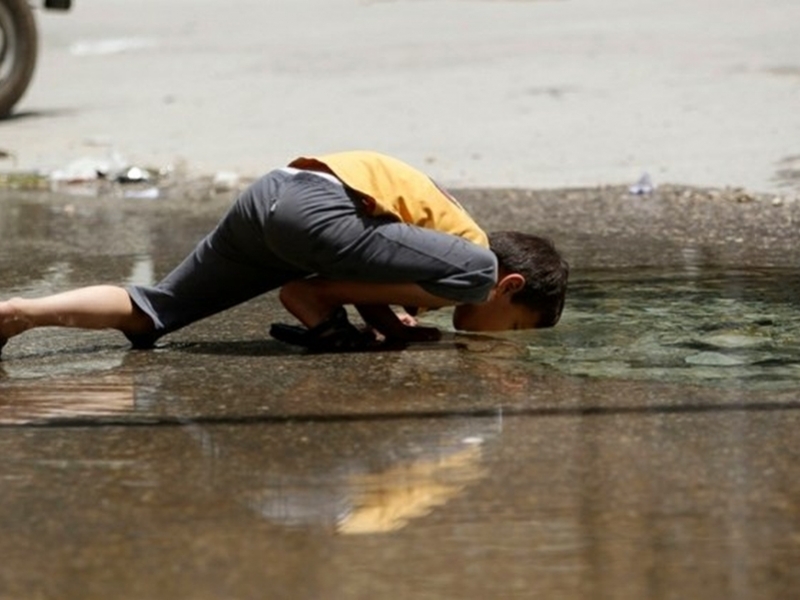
270 308 377 352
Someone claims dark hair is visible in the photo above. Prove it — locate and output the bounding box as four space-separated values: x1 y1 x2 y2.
488 231 569 328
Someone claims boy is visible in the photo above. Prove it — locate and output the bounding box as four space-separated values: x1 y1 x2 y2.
0 151 568 355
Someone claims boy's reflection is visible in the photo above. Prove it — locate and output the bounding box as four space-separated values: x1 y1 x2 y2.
0 345 517 533
0 371 134 424
241 432 490 535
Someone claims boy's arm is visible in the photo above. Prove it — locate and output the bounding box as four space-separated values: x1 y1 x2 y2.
279 278 453 340
354 304 440 342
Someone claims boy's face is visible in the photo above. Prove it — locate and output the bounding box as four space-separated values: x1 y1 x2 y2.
452 300 540 332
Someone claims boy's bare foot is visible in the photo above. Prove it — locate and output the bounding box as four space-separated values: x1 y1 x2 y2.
0 299 32 356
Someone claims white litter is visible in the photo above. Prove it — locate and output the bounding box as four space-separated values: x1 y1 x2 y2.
629 172 655 195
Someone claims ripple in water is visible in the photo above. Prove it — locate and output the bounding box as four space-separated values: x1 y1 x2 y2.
525 268 800 390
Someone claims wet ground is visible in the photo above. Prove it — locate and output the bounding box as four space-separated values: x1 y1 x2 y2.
1 185 800 599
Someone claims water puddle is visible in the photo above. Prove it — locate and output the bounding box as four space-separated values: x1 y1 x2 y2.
0 372 135 425
2 191 799 598
525 267 800 389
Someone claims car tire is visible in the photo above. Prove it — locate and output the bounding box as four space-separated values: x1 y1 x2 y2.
0 0 38 118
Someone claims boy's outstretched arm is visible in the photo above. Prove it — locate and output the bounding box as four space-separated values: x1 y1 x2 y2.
279 278 453 341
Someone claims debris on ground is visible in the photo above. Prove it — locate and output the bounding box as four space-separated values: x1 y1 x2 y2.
117 166 152 184
212 171 240 193
628 172 655 195
48 149 127 184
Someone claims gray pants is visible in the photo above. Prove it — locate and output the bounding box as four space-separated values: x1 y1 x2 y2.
126 169 497 345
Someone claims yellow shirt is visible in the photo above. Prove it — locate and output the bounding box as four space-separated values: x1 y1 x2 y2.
288 151 489 248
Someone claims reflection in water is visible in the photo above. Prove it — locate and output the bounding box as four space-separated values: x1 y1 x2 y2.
337 444 486 534
0 373 134 424
1 357 494 535
0 353 125 380
126 255 155 287
0 196 159 295
527 268 800 389
185 418 498 535
246 443 487 535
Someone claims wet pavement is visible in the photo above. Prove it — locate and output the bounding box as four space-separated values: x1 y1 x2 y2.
1 186 800 599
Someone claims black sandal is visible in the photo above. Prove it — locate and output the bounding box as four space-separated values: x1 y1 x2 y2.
270 307 377 352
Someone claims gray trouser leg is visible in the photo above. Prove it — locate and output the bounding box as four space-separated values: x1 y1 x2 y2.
126 171 307 344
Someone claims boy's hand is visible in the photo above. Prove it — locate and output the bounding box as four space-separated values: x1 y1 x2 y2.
356 304 441 343
269 305 438 352
397 312 418 327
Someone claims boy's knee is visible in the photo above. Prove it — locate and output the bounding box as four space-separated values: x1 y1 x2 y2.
278 281 300 308
121 308 158 349
121 304 156 336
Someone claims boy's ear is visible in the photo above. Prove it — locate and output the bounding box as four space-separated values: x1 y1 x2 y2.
498 273 526 296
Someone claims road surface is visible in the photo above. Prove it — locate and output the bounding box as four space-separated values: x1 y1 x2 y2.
2 0 799 193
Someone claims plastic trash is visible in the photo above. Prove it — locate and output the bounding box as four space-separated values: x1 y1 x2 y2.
213 171 240 192
49 149 127 183
117 166 150 184
49 157 106 183
629 172 655 195
44 151 165 200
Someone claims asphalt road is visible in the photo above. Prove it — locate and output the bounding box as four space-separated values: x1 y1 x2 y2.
2 0 800 193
